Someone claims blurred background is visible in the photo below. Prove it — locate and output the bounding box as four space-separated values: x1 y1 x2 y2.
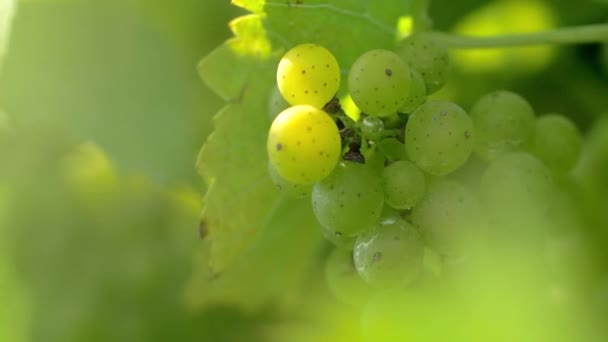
1 0 608 341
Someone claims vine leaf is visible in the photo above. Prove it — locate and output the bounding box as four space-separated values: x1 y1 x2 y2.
193 0 408 308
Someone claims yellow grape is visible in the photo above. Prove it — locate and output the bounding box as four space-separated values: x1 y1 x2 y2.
276 44 341 109
267 105 341 184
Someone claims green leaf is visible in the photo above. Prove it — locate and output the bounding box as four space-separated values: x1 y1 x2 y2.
0 0 16 71
196 0 409 307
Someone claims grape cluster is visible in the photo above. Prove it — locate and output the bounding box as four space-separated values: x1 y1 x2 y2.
266 36 583 300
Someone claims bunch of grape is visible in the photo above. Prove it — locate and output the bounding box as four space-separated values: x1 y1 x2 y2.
266 36 583 302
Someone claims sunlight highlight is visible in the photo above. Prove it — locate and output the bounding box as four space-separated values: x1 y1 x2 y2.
451 0 557 74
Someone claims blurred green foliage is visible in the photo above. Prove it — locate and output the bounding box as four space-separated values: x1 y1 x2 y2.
1 0 608 341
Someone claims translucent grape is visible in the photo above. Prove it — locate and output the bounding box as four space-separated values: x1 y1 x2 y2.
267 85 289 122
348 49 411 116
480 152 553 233
354 217 424 288
399 69 427 114
325 249 371 306
412 180 482 255
470 90 535 161
320 225 357 250
360 115 385 140
276 43 340 108
396 34 450 94
267 105 341 184
382 160 426 210
530 114 582 176
267 162 311 199
405 100 474 176
312 161 384 237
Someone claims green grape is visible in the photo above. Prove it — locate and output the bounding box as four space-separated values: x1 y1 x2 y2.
530 114 582 176
312 161 384 237
360 115 385 140
405 100 474 176
382 160 426 210
412 180 482 256
267 85 289 122
325 248 371 306
267 105 341 184
353 217 424 288
267 162 311 198
399 69 427 114
348 49 411 116
276 43 340 108
480 152 553 233
396 33 450 94
470 90 536 161
321 225 357 250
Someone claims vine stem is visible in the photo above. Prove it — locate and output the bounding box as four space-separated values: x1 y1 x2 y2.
426 23 608 49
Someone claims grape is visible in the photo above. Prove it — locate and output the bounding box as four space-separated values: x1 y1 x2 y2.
325 249 371 306
396 34 450 94
267 85 289 122
412 180 482 256
530 114 582 176
312 161 384 237
348 49 411 116
320 225 357 250
470 90 536 161
276 43 340 109
360 115 385 141
267 105 341 184
353 217 424 288
480 152 553 234
267 162 311 198
405 100 474 176
382 160 426 210
399 69 427 114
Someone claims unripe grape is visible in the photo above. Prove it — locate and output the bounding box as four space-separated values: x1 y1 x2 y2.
397 34 450 94
354 217 424 288
405 100 474 175
470 90 535 161
382 160 426 210
312 161 384 237
399 69 427 114
348 49 411 116
267 162 312 198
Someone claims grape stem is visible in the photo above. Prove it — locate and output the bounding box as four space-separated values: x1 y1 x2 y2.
427 23 608 49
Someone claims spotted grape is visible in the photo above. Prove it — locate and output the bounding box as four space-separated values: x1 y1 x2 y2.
276 43 340 109
405 100 474 176
312 161 384 238
267 162 312 199
382 160 426 210
348 49 411 116
399 69 427 114
397 34 450 94
354 217 424 288
267 105 341 184
470 90 535 161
